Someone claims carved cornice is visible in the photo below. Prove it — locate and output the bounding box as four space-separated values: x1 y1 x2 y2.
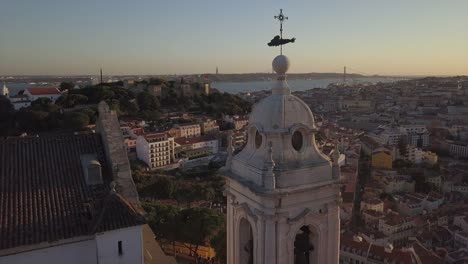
287 208 311 223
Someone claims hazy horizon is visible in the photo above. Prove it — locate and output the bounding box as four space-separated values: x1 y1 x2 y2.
1 0 467 76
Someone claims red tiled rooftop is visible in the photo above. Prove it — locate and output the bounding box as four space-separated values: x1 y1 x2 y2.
340 233 413 263
26 87 61 95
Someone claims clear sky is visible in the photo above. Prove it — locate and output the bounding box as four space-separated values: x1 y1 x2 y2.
1 0 467 76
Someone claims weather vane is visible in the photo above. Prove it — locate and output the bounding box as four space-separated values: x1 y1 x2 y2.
268 9 296 55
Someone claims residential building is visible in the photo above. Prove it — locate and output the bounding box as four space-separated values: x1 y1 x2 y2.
361 198 384 213
136 132 175 169
381 175 415 194
340 98 375 112
399 125 430 147
406 145 423 164
394 192 444 216
148 84 162 97
224 115 249 130
24 87 62 102
339 233 439 264
424 151 438 165
174 123 201 138
425 174 442 190
174 135 218 160
362 210 386 228
8 94 32 110
197 117 220 135
371 147 393 169
448 140 468 158
378 213 415 246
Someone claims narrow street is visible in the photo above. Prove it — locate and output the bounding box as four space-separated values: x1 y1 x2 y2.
351 153 371 227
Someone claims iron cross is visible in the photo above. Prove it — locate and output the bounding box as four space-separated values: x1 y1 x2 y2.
274 9 289 55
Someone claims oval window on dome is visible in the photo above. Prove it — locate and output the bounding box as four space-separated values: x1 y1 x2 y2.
255 130 262 149
292 131 303 151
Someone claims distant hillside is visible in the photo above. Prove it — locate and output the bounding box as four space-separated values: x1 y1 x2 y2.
199 73 366 82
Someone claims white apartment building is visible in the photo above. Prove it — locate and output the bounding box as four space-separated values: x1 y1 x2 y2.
394 193 444 216
373 125 430 147
136 132 175 169
448 141 468 158
378 213 415 246
400 125 430 147
406 145 423 164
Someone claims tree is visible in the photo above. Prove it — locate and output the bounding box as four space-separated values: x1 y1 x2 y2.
80 108 97 123
137 91 160 111
210 223 226 263
397 136 408 157
119 98 139 116
56 94 89 108
144 203 182 256
64 111 90 130
179 207 223 262
16 109 49 132
140 110 161 121
149 78 167 86
0 96 14 136
31 97 52 108
59 82 75 91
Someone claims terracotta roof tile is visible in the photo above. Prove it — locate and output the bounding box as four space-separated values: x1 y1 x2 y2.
26 87 61 95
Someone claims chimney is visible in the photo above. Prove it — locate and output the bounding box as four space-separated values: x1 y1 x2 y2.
80 154 103 185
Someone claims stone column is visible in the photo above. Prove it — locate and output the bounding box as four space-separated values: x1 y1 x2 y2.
227 194 235 264
263 216 277 264
327 203 340 264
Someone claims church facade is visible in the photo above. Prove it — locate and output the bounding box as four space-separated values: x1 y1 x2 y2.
222 54 341 264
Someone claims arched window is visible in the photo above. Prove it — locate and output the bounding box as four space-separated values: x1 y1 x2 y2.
255 130 262 149
292 130 304 151
294 226 317 264
239 218 254 264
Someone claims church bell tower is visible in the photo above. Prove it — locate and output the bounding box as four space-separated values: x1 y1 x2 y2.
222 10 341 264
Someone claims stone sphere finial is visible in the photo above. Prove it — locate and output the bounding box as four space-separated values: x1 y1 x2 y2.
272 55 290 75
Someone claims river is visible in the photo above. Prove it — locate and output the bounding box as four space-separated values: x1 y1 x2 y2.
4 77 402 96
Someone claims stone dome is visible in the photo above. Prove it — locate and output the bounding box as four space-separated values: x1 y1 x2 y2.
249 93 315 131
250 55 314 131
226 55 333 190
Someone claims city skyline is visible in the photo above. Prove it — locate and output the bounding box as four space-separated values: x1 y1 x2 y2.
1 0 468 76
